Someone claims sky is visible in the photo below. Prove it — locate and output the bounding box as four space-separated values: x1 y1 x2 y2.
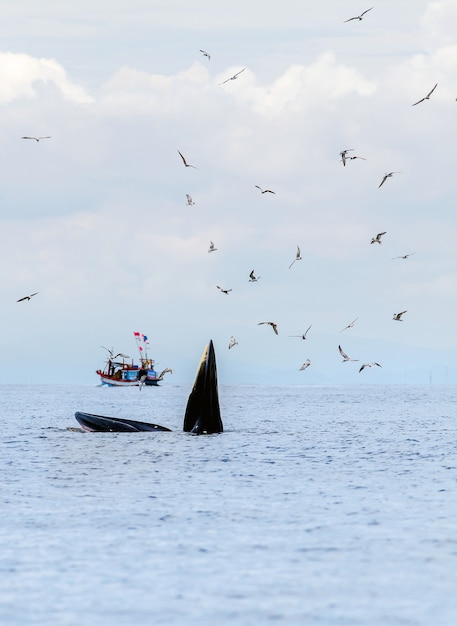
1 0 456 385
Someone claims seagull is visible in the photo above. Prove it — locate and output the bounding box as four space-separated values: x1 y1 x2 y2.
340 149 354 166
345 155 367 163
208 240 217 253
21 136 51 142
393 310 407 321
158 367 174 380
289 245 302 269
359 362 382 373
185 194 195 205
299 359 312 371
139 373 147 390
258 321 278 335
378 172 402 188
339 345 359 362
101 346 115 357
200 49 211 61
17 292 39 302
249 270 261 282
412 83 438 106
178 150 197 168
392 253 415 260
344 7 373 22
255 185 276 194
219 68 246 85
370 231 387 244
290 324 312 340
228 336 238 349
340 317 358 333
217 285 232 295
101 347 130 359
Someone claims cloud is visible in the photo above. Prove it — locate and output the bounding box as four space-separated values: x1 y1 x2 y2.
1 22 456 383
422 0 457 47
0 51 94 104
219 53 377 118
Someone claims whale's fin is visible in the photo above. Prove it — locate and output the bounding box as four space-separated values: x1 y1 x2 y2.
183 340 223 434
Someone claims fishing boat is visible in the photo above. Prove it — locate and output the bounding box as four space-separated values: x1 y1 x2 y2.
78 339 222 434
96 332 172 387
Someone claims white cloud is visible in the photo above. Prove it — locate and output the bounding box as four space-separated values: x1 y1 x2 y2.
0 51 94 104
1 5 456 383
422 0 457 47
221 53 376 119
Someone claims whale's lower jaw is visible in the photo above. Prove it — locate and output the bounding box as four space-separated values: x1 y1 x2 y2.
183 340 223 434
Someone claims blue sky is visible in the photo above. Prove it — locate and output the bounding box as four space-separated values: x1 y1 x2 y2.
1 1 456 384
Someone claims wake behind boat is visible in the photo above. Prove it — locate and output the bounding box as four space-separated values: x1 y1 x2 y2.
96 332 172 387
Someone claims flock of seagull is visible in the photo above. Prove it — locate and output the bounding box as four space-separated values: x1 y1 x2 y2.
175 18 442 377
14 10 443 381
177 149 418 376
193 13 443 376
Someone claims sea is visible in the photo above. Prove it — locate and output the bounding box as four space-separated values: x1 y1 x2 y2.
1 383 456 626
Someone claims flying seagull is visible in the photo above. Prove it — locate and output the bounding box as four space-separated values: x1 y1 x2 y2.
185 194 195 205
340 149 354 166
139 373 147 390
217 285 232 295
344 7 373 22
392 253 415 260
258 321 278 335
158 367 174 380
219 68 246 85
178 150 197 168
17 292 39 302
21 136 51 142
228 336 238 350
345 155 367 163
412 83 438 106
290 324 312 340
299 359 312 371
101 347 130 359
393 310 407 321
208 240 217 253
255 185 276 194
370 231 387 244
289 245 302 269
200 49 211 61
339 345 359 362
143 368 173 389
249 270 261 282
340 317 358 333
378 172 402 188
359 362 382 373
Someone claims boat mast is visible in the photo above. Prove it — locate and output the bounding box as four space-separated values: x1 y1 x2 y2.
134 331 149 367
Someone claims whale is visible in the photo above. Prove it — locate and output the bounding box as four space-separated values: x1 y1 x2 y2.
183 340 223 434
75 340 223 434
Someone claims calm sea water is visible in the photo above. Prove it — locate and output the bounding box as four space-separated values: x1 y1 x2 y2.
1 384 456 626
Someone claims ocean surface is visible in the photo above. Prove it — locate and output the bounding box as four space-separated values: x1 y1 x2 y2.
1 383 456 626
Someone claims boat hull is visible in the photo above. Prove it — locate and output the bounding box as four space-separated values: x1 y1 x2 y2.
98 375 159 387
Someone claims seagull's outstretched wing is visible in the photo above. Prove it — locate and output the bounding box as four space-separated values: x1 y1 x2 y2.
17 291 39 302
412 83 438 106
